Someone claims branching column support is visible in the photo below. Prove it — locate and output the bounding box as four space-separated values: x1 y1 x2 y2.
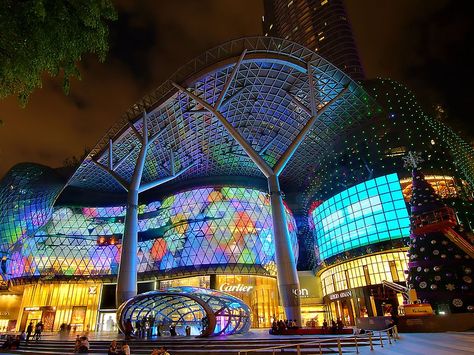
172 53 349 325
92 112 196 307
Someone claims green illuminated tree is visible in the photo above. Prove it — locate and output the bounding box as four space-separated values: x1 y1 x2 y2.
0 0 117 104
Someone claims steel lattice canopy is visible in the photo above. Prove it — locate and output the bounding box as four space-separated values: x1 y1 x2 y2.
67 37 378 194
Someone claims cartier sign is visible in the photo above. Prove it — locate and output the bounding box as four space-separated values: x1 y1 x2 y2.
219 283 253 293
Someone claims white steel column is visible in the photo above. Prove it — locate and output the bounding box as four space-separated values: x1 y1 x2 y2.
267 174 301 322
172 54 349 326
93 112 196 307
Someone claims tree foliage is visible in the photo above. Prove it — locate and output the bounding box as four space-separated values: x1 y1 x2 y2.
0 0 117 104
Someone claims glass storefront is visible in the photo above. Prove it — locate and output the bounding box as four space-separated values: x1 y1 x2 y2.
160 276 210 289
319 250 409 325
17 283 101 332
319 249 408 295
0 293 22 332
215 275 280 328
97 311 117 332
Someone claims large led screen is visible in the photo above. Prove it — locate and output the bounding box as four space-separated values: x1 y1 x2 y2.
310 173 410 261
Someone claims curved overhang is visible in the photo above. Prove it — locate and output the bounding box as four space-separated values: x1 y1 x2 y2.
117 287 251 336
66 37 378 202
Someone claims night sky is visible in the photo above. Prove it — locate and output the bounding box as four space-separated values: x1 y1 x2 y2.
0 0 472 178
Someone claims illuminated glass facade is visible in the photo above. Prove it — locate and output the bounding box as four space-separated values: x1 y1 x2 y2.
8 186 297 279
310 173 410 261
399 175 460 201
0 164 63 262
319 250 409 296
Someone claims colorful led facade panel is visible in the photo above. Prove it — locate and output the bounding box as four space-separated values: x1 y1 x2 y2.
0 164 64 280
10 186 298 279
310 173 410 261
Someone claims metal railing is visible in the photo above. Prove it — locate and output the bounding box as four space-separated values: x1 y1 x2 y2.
237 325 399 355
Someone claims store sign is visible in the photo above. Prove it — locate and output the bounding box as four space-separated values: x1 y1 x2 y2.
329 290 352 300
88 286 97 295
219 283 253 293
0 311 9 316
292 288 310 298
24 307 40 311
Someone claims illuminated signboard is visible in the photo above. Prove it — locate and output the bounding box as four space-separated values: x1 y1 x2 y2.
311 173 410 260
219 283 253 293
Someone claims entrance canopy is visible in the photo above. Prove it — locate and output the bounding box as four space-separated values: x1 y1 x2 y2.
67 37 377 199
117 286 251 336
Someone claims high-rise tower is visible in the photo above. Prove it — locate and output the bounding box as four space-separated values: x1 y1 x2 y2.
263 0 364 81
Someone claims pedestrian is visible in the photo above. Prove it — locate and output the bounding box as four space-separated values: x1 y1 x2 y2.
135 319 141 338
78 336 89 353
120 342 131 355
26 321 33 342
169 323 177 336
124 319 133 340
148 315 155 337
74 335 81 353
271 320 278 334
34 321 43 341
108 339 118 355
141 316 148 338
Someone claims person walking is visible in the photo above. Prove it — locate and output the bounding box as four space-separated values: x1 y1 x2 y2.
34 321 43 341
26 322 33 342
124 319 133 340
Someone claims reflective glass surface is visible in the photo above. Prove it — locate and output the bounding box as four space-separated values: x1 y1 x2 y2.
310 173 410 260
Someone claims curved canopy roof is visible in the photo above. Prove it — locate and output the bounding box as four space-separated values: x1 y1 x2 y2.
117 286 251 336
68 37 377 196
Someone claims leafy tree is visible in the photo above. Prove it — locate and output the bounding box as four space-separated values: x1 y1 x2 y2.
0 0 117 104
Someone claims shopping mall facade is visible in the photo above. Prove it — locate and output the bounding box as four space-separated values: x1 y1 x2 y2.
1 38 474 333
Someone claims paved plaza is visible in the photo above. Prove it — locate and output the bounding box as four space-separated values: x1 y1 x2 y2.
1 329 474 354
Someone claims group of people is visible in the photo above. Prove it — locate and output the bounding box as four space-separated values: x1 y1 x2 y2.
124 319 183 339
1 320 44 350
106 339 130 355
74 335 90 353
106 340 170 355
270 319 299 334
322 318 345 333
26 321 44 342
58 322 81 335
0 334 22 350
133 315 156 338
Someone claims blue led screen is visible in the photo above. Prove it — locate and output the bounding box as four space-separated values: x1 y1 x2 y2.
311 173 410 260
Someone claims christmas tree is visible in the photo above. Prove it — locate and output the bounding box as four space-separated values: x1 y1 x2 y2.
404 152 473 314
